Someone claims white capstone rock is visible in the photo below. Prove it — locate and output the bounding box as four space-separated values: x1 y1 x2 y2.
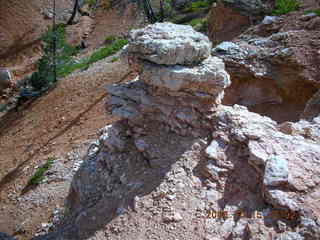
128 22 212 66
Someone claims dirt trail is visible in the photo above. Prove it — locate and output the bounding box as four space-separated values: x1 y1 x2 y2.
0 56 136 239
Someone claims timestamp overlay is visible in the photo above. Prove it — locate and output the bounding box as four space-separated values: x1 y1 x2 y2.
201 192 300 239
206 209 299 221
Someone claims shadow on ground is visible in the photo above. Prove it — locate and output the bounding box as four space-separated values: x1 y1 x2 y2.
32 121 205 240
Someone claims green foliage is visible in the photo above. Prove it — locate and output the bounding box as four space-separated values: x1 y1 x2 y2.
186 17 208 32
30 25 128 89
189 17 207 27
57 61 89 77
157 0 174 20
30 24 78 91
196 18 208 32
189 18 203 26
27 157 55 186
272 0 300 15
59 38 128 76
304 9 320 16
85 0 97 6
104 35 117 44
111 57 119 62
87 39 128 64
183 0 215 13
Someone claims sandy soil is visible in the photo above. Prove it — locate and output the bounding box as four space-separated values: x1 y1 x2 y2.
0 2 147 237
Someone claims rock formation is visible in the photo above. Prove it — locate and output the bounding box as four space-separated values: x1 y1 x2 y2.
107 23 230 137
38 23 320 240
211 7 320 122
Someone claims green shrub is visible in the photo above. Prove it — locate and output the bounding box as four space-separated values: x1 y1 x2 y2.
183 0 215 13
27 157 55 186
59 38 128 76
30 24 78 91
272 0 300 15
57 61 89 77
191 1 210 9
111 57 119 62
86 0 97 6
156 0 174 20
87 39 128 64
30 26 128 88
104 35 117 44
304 9 320 16
189 18 202 27
186 18 208 32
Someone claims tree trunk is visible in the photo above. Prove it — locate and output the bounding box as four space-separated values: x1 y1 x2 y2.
67 0 79 25
159 0 164 22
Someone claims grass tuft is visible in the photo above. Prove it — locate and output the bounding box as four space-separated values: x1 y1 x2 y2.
304 9 320 16
111 57 119 62
87 39 128 64
272 0 300 15
27 157 55 186
85 0 97 6
104 35 117 44
187 17 208 32
183 0 215 13
58 38 128 77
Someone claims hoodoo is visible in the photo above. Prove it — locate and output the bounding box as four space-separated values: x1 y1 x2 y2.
45 23 320 240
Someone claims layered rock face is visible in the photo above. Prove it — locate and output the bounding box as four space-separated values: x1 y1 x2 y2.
211 8 320 122
49 23 320 240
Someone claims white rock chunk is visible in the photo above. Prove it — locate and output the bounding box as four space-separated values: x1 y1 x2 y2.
128 22 212 66
264 156 289 187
